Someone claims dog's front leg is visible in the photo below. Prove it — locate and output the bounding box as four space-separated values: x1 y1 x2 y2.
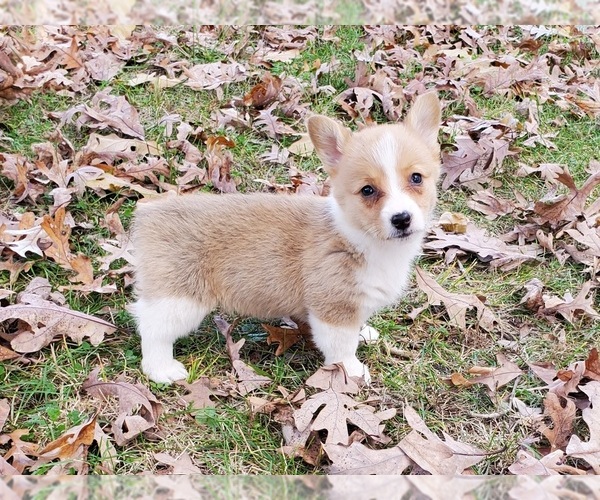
308 314 371 384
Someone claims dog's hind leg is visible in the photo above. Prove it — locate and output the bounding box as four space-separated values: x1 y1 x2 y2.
131 297 209 384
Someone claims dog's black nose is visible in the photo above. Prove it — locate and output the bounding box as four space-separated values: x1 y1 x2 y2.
391 211 411 230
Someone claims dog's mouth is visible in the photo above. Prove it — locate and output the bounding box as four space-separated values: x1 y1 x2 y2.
390 228 421 240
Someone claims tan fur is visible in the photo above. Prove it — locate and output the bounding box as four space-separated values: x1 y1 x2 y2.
132 91 442 384
133 194 365 326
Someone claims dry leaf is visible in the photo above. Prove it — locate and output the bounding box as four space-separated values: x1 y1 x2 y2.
243 73 282 108
415 267 497 331
214 316 272 395
324 442 412 474
33 415 97 470
425 224 541 271
0 429 39 473
538 392 575 451
82 368 162 446
0 296 115 353
534 167 600 227
0 399 9 433
294 389 395 445
154 452 203 474
438 212 468 234
263 323 308 356
398 405 486 474
305 365 360 394
53 88 145 139
508 449 564 475
176 377 226 410
566 381 600 473
537 282 600 324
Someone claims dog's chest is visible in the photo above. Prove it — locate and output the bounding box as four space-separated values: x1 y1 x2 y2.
357 242 419 314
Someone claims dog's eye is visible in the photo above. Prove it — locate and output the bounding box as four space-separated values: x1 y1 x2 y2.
410 173 422 185
360 185 375 197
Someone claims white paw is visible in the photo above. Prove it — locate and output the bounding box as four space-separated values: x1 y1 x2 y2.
142 358 188 384
341 357 371 385
359 325 380 344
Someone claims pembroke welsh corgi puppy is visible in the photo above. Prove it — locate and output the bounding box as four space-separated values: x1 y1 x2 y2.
131 91 441 384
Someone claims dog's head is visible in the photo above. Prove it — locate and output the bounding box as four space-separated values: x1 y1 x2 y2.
308 92 441 242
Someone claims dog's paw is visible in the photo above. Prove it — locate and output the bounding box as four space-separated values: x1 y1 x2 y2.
342 357 371 385
359 325 380 344
142 358 188 384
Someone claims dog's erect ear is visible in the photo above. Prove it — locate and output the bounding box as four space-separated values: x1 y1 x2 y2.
307 115 352 173
404 92 441 151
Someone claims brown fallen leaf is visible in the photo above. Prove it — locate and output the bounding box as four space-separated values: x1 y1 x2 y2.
263 322 309 356
0 429 39 473
438 212 468 234
534 166 600 227
566 382 600 473
305 364 360 394
466 190 516 220
537 281 600 324
425 224 541 271
0 399 9 433
585 348 600 381
40 207 94 284
52 88 145 139
0 257 33 286
33 415 97 472
538 392 575 451
0 290 115 353
415 267 497 331
294 389 395 445
82 368 162 446
448 355 523 395
205 135 238 193
508 449 569 475
243 73 282 109
176 377 227 411
398 405 486 475
154 452 203 474
324 441 412 475
214 316 272 395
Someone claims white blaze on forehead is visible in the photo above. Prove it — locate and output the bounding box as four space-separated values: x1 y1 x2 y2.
373 132 398 179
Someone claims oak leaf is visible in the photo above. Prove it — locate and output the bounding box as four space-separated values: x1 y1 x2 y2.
534 166 600 227
0 429 39 473
305 365 360 394
154 452 203 474
425 224 541 271
324 441 412 474
33 415 97 470
214 316 272 395
566 382 600 473
508 449 565 475
0 399 8 433
53 88 145 139
176 377 227 411
82 368 162 446
538 392 575 451
263 322 312 356
398 405 486 474
0 292 115 354
448 354 523 396
415 267 497 331
294 389 395 445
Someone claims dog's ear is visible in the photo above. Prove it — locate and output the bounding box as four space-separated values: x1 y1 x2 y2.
404 92 441 151
307 115 352 173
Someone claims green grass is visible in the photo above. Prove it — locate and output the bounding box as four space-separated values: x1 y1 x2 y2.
1 25 600 476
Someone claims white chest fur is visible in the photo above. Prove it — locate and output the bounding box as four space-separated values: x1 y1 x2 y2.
357 237 422 317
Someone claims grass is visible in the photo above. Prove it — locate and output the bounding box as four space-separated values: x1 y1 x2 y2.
1 25 600 476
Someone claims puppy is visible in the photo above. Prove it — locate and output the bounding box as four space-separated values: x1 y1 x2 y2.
131 92 441 384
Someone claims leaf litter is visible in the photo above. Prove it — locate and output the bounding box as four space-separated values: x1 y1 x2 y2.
1 25 600 477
